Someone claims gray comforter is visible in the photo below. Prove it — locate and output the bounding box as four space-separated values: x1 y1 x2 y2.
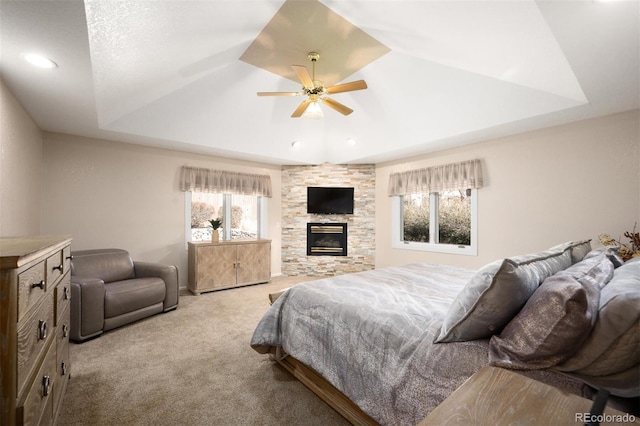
250 263 491 425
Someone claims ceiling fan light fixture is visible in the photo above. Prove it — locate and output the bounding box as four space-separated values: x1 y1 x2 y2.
303 94 323 119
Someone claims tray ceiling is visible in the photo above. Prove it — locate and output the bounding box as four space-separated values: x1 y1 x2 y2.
1 0 638 165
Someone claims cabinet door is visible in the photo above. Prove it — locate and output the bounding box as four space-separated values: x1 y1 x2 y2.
196 245 236 290
236 242 271 285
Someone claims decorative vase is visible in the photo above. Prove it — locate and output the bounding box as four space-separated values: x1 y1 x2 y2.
211 229 219 243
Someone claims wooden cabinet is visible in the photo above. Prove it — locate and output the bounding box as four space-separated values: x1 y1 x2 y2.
187 239 271 295
1 235 72 426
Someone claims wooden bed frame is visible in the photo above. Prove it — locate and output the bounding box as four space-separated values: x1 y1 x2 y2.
272 348 378 425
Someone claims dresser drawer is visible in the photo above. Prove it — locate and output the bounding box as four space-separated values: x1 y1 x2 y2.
54 304 71 418
63 245 72 273
16 339 56 426
56 304 70 365
18 261 47 322
55 273 71 326
17 293 55 396
46 250 66 288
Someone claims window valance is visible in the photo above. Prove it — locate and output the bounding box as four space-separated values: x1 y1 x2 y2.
388 159 483 196
179 166 272 197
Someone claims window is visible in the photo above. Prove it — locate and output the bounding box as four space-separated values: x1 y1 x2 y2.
392 189 477 255
186 192 267 242
179 166 271 243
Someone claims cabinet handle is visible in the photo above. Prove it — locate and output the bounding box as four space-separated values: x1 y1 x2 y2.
42 375 51 396
31 280 45 290
66 255 74 260
62 324 69 337
38 320 48 340
53 264 63 272
61 362 68 376
63 286 70 300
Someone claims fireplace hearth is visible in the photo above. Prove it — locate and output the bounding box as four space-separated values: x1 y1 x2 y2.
307 223 347 256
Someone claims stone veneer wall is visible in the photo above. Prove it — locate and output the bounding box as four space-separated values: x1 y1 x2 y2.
281 163 375 276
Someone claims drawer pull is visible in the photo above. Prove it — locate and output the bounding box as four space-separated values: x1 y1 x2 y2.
38 320 48 340
53 264 63 272
61 362 68 376
63 286 70 300
62 324 69 337
31 280 45 290
42 375 51 396
66 255 74 260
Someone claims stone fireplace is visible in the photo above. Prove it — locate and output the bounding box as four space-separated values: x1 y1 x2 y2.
281 163 375 276
307 223 347 256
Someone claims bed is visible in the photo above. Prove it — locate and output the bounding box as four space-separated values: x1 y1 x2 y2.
250 242 640 425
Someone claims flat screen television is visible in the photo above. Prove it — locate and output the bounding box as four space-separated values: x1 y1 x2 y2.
307 187 354 214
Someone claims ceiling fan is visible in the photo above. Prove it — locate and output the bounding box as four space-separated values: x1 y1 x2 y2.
257 52 368 118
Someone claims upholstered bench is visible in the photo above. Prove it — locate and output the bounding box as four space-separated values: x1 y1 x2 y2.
70 248 179 342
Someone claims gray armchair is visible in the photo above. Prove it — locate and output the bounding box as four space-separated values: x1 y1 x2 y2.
70 248 179 342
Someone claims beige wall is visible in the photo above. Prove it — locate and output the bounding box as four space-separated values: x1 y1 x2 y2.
0 79 44 236
375 110 640 270
40 133 282 287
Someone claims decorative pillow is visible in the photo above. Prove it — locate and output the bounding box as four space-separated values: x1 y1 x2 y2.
550 239 592 264
584 246 624 268
488 253 613 370
556 257 640 375
435 248 571 343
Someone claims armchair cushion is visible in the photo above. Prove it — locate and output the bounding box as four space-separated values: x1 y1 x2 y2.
104 278 166 318
71 248 135 283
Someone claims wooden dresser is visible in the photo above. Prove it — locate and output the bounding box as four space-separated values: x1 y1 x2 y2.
187 239 271 294
1 235 72 425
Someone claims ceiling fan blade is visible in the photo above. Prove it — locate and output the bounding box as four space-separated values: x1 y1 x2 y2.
291 99 312 118
325 80 368 94
322 97 354 116
292 65 314 89
257 91 301 96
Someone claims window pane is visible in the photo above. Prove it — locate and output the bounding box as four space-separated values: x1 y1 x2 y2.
191 193 223 241
438 190 471 246
230 194 258 240
403 193 430 242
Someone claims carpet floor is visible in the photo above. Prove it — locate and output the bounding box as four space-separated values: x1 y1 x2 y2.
57 276 350 426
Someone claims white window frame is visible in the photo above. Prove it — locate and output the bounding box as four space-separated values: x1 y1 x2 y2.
391 188 478 256
184 192 268 246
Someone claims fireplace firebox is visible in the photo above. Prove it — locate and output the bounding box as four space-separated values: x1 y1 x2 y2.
307 223 347 256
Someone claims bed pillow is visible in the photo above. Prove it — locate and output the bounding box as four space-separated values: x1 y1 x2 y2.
556 257 640 376
550 239 592 264
488 252 613 370
435 248 571 343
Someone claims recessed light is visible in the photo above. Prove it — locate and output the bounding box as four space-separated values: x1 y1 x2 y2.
23 53 57 69
347 138 356 145
291 141 301 149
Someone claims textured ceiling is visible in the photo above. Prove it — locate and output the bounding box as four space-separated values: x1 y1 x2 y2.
1 0 638 165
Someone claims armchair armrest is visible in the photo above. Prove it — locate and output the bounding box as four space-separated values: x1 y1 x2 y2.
70 276 105 342
134 262 179 311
